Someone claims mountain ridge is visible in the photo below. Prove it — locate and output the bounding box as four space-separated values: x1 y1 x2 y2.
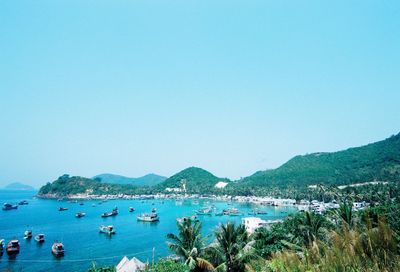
93 173 166 187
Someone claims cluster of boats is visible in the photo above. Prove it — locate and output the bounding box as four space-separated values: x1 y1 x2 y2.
195 206 245 216
0 234 64 257
2 200 29 211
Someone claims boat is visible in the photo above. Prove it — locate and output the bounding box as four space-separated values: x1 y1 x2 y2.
223 208 242 216
2 203 18 210
34 234 45 243
137 213 159 222
58 207 68 211
79 202 84 206
152 208 157 213
24 230 33 239
129 207 135 212
52 242 65 257
195 207 212 215
0 239 4 251
6 240 20 255
101 207 118 218
18 200 29 205
99 225 116 235
76 212 86 218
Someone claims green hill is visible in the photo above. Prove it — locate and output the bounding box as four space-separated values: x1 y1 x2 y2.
38 174 151 197
157 167 230 194
93 173 166 186
238 133 400 190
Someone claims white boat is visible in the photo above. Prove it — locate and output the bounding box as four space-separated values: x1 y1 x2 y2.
34 234 45 243
24 230 32 239
99 225 116 235
0 239 4 251
52 242 65 257
137 213 159 222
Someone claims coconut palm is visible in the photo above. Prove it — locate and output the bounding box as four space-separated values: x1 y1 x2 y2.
208 222 258 272
167 218 213 271
336 200 354 228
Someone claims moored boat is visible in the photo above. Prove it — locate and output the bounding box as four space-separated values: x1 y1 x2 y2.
76 212 86 218
0 239 4 252
24 230 33 239
152 208 157 213
52 242 65 257
6 240 20 255
129 207 134 212
137 213 159 222
195 207 212 215
101 208 118 218
18 200 29 205
99 225 116 235
35 234 45 243
58 207 68 211
2 203 18 210
223 208 242 216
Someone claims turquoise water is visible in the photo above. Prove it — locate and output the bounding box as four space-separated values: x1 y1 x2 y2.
0 190 296 272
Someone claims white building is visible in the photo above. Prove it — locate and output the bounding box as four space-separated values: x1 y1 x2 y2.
215 181 228 189
242 217 267 234
116 256 146 272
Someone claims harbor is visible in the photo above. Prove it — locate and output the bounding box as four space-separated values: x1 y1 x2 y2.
0 190 296 272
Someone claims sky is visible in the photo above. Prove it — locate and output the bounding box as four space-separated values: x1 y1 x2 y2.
1 0 400 188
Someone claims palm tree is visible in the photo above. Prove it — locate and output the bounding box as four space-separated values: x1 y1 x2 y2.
209 222 258 272
167 218 213 271
299 211 325 244
336 200 354 228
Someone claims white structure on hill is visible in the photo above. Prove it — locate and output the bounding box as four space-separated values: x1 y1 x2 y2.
116 256 146 272
215 181 228 189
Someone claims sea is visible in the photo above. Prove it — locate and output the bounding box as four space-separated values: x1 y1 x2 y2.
0 190 296 272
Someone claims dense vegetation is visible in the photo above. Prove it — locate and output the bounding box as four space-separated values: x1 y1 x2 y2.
236 133 400 193
155 167 230 194
39 174 153 196
39 133 400 199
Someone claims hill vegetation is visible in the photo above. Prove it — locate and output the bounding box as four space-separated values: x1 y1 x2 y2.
234 133 400 194
155 167 230 194
93 173 166 186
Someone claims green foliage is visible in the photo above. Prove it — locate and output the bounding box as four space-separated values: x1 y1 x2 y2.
237 133 400 194
146 259 188 272
157 167 230 194
87 262 115 272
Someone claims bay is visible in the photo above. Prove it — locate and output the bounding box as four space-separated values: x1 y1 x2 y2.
0 190 296 272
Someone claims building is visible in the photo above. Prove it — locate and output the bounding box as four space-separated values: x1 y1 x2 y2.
242 217 267 234
116 256 146 272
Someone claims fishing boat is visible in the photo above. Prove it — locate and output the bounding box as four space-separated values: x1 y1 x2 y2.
137 213 159 222
152 208 157 213
223 208 242 216
129 207 135 212
0 239 4 252
6 240 20 255
99 225 116 235
101 207 118 218
79 202 84 206
52 242 65 257
18 200 29 205
2 203 18 210
58 207 68 211
34 234 45 243
24 230 33 239
195 207 212 215
76 212 86 218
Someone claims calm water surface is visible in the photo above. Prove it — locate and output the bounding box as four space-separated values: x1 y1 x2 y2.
0 190 296 272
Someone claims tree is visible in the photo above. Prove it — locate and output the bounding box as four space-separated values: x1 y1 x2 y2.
209 222 258 272
166 218 213 271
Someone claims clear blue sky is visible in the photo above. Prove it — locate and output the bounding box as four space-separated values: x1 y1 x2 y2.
1 0 399 188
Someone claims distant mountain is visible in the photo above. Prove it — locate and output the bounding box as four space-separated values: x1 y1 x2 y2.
157 167 230 193
93 173 166 186
239 133 400 190
3 182 35 191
